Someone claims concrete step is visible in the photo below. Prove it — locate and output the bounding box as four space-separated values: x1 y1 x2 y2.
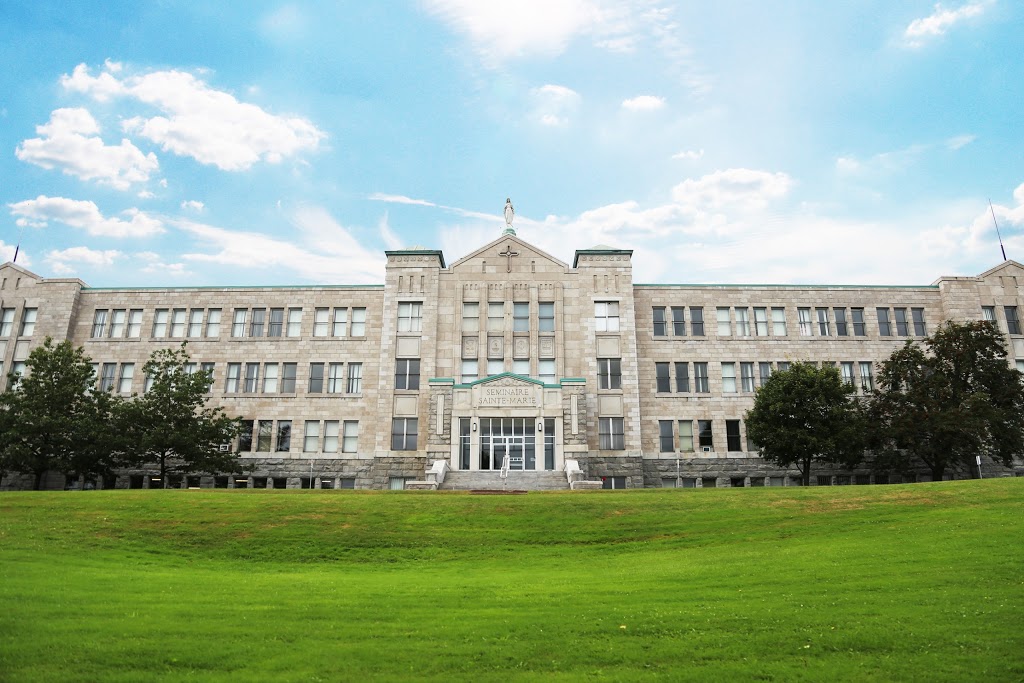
439 470 570 491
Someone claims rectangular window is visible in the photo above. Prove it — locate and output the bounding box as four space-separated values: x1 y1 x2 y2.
982 306 996 322
152 309 168 338
877 308 891 336
655 362 671 392
487 302 503 332
462 302 479 333
91 310 108 338
595 301 619 332
263 363 279 393
798 308 813 336
461 359 478 382
243 363 259 393
671 306 686 336
327 363 344 393
395 358 420 390
771 307 786 335
740 362 755 392
231 309 246 337
652 306 667 336
323 420 340 453
187 309 203 338
834 307 848 336
754 307 768 336
675 362 689 392
698 420 713 450
726 420 742 452
314 308 329 336
816 308 830 336
238 420 254 451
18 308 37 337
268 308 284 337
308 363 324 393
1005 306 1021 335
759 361 772 386
717 307 731 336
391 418 418 450
841 361 855 386
538 359 555 384
257 420 273 451
280 363 296 393
512 359 529 375
347 362 362 393
106 309 125 338
225 363 240 393
694 362 709 393
851 308 866 336
126 309 142 338
659 420 674 452
678 420 694 451
539 302 554 332
912 308 927 336
722 362 737 393
332 307 348 337
287 308 302 337
303 421 320 452
276 420 291 452
250 308 266 337
487 359 503 376
859 362 874 392
170 309 186 338
599 417 624 450
894 307 909 336
205 309 221 337
513 302 529 332
342 421 359 453
597 358 621 390
0 308 14 336
351 308 366 336
690 307 705 336
777 361 790 372
735 308 751 336
117 363 134 393
398 302 423 333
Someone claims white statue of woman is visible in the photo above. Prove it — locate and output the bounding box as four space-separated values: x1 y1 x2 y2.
504 198 514 227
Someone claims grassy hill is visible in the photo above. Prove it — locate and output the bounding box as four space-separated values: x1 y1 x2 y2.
1 480 1022 682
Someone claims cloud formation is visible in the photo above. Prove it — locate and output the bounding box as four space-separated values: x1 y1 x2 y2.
8 195 164 238
532 84 580 126
621 95 665 111
903 2 989 47
45 246 123 274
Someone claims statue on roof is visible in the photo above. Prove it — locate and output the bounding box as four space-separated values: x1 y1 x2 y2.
504 198 514 228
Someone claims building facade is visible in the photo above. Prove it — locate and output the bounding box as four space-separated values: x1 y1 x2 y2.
2 228 1023 490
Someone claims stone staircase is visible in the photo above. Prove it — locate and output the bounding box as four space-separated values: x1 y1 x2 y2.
439 470 571 491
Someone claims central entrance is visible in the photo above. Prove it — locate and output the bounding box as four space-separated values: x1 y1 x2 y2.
480 418 534 470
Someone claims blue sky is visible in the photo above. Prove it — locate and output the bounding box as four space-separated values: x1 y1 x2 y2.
1 1 1022 286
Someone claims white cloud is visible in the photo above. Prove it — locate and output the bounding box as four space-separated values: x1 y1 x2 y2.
62 62 325 171
1 240 25 265
378 211 404 250
835 144 928 177
903 2 989 47
368 193 437 207
945 134 977 150
181 200 205 212
137 190 155 199
671 168 793 210
672 149 704 160
532 84 580 126
621 95 665 112
8 196 164 238
15 108 159 190
45 246 122 274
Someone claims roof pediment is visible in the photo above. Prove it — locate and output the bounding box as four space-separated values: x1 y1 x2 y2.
976 260 1024 280
460 372 546 388
448 234 569 274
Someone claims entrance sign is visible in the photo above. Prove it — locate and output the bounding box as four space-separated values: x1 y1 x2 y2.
480 386 536 406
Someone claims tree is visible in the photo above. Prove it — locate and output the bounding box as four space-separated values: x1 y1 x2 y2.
120 343 242 484
745 362 866 486
868 320 1024 481
0 338 122 489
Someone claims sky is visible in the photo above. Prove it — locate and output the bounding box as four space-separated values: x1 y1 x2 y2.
1 1 1022 287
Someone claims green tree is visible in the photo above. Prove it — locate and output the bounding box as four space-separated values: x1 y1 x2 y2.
0 338 122 489
869 320 1024 481
745 362 866 486
121 343 242 484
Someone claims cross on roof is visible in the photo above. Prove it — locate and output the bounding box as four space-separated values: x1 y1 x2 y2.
498 244 519 273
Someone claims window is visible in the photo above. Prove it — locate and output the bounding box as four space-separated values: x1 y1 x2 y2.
538 359 555 384
513 302 529 332
694 363 709 393
597 358 621 389
539 302 554 332
859 362 874 392
0 308 14 336
741 362 755 392
315 420 337 453
250 308 266 337
678 420 694 451
912 308 926 336
599 417 624 450
690 307 705 336
268 308 284 337
798 308 813 336
152 309 168 338
308 363 325 393
116 363 134 393
759 362 772 386
1005 306 1021 335
816 308 830 336
287 308 302 337
777 361 790 372
347 363 362 393
276 421 291 452
342 421 359 453
735 308 751 336
595 302 619 332
726 420 742 452
877 308 891 336
18 308 36 337
351 308 366 336
170 309 186 337
280 363 296 393
698 420 713 450
398 302 423 332
487 359 503 376
205 309 221 337
243 363 259 393
851 308 866 336
391 418 418 450
231 309 246 337
327 363 345 393
754 308 768 336
834 308 848 336
652 307 667 336
462 302 479 333
667 306 685 336
771 307 786 335
894 308 909 336
655 362 671 392
982 306 996 323
303 421 320 452
91 310 108 338
722 362 737 393
123 309 140 338
236 420 254 451
841 362 855 386
225 363 240 393
675 362 689 392
512 359 529 375
601 476 627 489
659 420 674 452
263 363 279 392
332 308 348 337
461 359 478 382
314 308 329 336
395 359 420 390
486 302 503 332
188 309 203 338
717 307 731 336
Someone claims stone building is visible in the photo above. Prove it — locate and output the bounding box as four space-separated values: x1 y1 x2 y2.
1 227 1023 490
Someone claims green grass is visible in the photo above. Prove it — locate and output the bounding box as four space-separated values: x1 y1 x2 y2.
1 480 1023 682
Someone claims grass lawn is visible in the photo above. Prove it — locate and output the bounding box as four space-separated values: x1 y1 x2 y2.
1 479 1022 682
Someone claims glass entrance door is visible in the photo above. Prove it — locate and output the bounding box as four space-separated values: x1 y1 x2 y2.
479 418 536 470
